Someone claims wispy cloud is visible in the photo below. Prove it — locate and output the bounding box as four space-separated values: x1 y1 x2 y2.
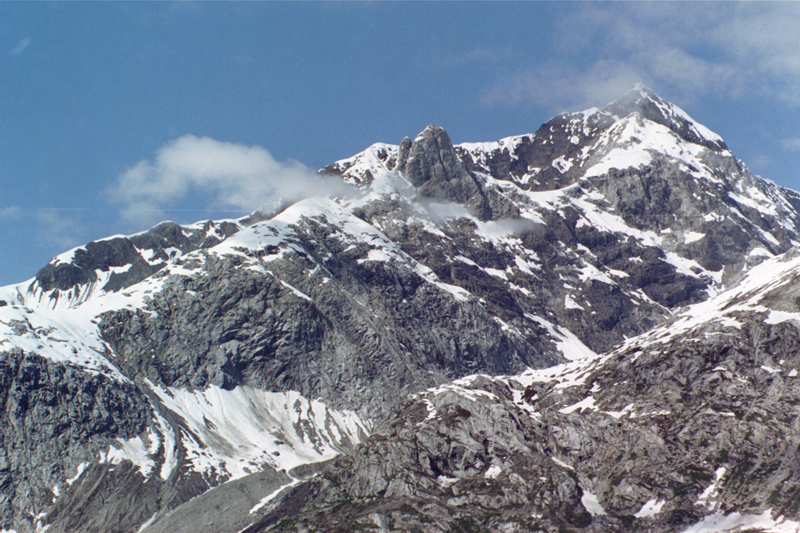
747 155 773 171
0 206 88 251
33 209 88 250
10 37 31 56
782 138 800 151
710 4 800 105
0 206 22 220
107 135 354 227
484 3 800 111
484 60 647 112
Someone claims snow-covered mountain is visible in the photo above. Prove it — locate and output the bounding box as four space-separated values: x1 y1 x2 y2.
2 86 800 532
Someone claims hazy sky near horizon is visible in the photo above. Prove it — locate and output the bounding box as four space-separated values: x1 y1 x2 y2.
2 1 799 285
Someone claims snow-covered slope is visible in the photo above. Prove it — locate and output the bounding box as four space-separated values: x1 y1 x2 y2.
3 86 800 533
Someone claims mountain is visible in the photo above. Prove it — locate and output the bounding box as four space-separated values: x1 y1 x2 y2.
2 86 800 532
258 249 800 533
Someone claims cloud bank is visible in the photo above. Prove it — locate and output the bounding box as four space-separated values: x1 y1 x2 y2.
484 3 800 111
107 135 353 227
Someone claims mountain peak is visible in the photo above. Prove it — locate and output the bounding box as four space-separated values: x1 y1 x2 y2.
604 85 727 152
607 83 667 113
632 82 657 99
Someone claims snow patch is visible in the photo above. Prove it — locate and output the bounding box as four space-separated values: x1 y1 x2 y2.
565 295 584 310
527 314 599 362
428 381 498 403
682 510 800 533
635 499 666 518
484 465 503 479
684 232 705 244
550 457 574 471
66 462 87 486
577 263 617 286
552 155 574 173
581 490 607 516
559 396 595 415
696 467 726 510
101 435 156 477
137 513 159 533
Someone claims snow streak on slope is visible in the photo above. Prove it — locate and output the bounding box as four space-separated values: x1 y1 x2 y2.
150 384 370 481
90 383 370 509
619 249 800 351
681 511 800 533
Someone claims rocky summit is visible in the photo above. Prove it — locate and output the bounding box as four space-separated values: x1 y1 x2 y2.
3 86 800 533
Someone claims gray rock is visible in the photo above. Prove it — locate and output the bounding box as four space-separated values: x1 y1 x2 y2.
396 136 412 173
141 468 292 533
404 125 464 187
257 251 800 532
0 350 152 532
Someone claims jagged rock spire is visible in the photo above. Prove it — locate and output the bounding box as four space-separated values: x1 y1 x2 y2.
401 125 467 187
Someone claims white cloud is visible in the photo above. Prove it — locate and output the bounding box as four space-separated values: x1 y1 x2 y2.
10 37 31 56
484 3 800 110
710 4 800 104
107 135 353 227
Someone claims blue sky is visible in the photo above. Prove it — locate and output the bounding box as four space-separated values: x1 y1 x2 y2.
2 2 799 285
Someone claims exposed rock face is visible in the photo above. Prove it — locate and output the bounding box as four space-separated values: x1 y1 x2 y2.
98 226 559 413
395 136 412 173
141 468 292 533
403 125 463 187
0 350 153 531
400 124 496 220
256 252 800 532
4 86 800 533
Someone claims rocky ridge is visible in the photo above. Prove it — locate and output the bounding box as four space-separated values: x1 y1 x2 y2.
1 86 800 532
256 250 800 532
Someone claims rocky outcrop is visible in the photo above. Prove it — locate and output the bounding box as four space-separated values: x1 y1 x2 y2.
402 125 496 220
255 252 800 532
0 350 152 532
402 125 464 187
31 220 241 297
